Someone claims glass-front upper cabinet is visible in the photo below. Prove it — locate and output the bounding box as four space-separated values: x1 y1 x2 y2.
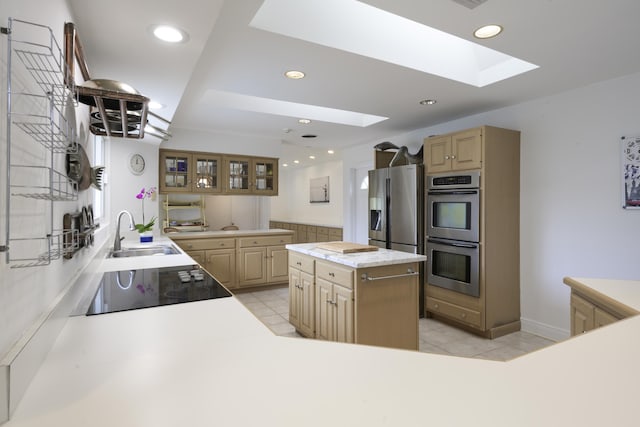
160 151 191 193
253 158 278 195
159 150 221 194
226 157 251 193
193 154 221 193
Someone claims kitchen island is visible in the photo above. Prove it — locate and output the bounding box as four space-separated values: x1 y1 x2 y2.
287 243 425 349
3 268 640 425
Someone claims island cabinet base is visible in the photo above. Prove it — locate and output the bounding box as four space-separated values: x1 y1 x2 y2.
354 263 419 350
289 249 419 351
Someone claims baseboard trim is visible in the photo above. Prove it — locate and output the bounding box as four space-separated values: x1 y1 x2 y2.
521 317 570 342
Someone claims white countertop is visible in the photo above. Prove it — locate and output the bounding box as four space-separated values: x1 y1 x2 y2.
167 228 294 240
4 274 640 426
286 243 426 268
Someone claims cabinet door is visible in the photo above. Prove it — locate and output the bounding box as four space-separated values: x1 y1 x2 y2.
160 151 191 193
192 153 222 194
289 268 302 329
238 247 267 286
425 135 452 173
187 250 206 266
594 307 618 329
253 158 278 196
570 293 595 336
452 128 482 171
299 271 315 337
334 285 354 343
267 245 289 283
226 157 251 194
315 278 333 341
205 248 236 288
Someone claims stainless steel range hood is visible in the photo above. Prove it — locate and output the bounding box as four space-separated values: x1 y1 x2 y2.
64 22 171 141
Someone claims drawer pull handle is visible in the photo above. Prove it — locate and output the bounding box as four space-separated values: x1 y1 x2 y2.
434 304 439 309
360 269 418 281
329 272 335 277
461 313 467 318
296 261 302 266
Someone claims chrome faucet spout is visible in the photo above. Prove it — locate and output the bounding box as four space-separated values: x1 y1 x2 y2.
113 210 136 252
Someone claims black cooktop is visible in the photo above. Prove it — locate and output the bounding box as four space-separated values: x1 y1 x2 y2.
86 265 232 315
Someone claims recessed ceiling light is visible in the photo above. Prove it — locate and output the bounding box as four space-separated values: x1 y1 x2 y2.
298 118 311 124
419 99 437 105
148 100 164 109
283 163 288 167
474 24 503 39
285 70 305 79
294 160 300 164
151 25 189 43
327 150 334 154
309 155 315 159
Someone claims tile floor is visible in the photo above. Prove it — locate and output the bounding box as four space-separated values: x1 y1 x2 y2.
234 286 556 361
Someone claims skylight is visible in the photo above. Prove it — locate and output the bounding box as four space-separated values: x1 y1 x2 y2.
250 0 538 87
202 90 388 127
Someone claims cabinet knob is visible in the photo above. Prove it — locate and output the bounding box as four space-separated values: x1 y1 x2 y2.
187 244 193 249
253 241 258 244
461 313 466 318
434 303 439 309
444 155 450 160
451 155 456 159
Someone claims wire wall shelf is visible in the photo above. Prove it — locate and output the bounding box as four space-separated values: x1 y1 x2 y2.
7 230 76 269
3 18 79 267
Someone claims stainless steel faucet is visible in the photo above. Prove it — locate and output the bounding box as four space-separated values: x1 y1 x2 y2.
113 210 136 252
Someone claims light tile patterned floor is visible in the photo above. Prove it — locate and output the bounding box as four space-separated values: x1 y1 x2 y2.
234 286 555 361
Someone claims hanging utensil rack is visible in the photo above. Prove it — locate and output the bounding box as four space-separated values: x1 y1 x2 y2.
63 23 171 141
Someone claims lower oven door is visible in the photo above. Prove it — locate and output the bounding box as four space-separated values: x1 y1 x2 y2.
427 238 479 297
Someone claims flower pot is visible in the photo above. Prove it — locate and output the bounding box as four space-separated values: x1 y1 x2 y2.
139 231 153 243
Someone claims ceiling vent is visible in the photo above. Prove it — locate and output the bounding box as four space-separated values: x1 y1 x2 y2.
451 0 488 9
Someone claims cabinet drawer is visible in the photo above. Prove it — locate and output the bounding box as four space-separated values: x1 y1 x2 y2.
289 252 315 274
316 261 354 289
328 228 343 239
426 296 481 328
239 235 293 247
175 238 235 251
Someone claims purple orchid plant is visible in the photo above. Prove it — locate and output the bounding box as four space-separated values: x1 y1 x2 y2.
135 186 157 233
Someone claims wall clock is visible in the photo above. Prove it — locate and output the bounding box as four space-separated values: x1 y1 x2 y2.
128 153 146 175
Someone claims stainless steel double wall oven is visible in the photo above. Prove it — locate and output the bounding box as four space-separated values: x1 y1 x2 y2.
425 171 480 297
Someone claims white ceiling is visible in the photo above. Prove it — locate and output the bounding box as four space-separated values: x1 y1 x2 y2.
67 0 640 167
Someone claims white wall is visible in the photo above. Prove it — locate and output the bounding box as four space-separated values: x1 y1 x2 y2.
271 160 344 226
0 0 106 358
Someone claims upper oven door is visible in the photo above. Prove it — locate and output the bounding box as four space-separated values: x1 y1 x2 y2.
426 188 480 242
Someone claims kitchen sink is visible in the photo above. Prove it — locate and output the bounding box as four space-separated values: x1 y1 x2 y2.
108 244 180 258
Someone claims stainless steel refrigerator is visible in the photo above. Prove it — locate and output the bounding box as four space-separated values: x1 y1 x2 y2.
368 164 425 314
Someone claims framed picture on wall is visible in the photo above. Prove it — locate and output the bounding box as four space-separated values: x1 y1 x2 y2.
622 136 640 209
310 176 330 203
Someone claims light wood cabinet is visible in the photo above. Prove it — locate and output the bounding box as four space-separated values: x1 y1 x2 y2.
270 221 343 244
172 232 292 290
569 291 625 336
564 277 639 337
237 235 292 287
425 126 521 339
225 155 278 195
289 252 315 337
206 248 236 289
159 149 222 194
291 254 418 350
425 128 482 173
160 149 278 196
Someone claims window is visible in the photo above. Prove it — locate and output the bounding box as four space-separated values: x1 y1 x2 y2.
92 135 105 221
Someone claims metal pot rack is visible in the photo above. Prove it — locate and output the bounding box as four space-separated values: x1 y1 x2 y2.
63 23 171 141
2 18 78 267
